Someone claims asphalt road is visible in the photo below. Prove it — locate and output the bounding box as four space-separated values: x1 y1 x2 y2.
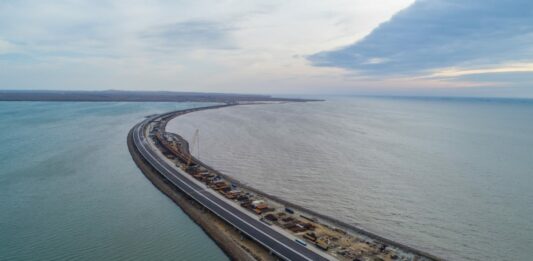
132 113 330 261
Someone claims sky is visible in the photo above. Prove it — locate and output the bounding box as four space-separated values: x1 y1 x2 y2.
0 0 532 97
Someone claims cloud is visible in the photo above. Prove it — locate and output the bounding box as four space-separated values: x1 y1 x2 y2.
0 39 18 54
451 71 533 88
5 0 531 97
141 21 236 50
427 63 533 78
309 0 533 76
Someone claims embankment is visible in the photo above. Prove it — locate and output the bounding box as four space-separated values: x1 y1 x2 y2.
127 129 275 261
158 104 443 261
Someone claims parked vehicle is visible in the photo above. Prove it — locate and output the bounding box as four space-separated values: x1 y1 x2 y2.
295 239 307 247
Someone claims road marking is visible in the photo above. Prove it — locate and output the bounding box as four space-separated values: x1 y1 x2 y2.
135 125 304 261
134 122 321 261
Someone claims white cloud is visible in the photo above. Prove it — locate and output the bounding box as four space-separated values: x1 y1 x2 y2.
0 0 432 94
428 63 533 78
364 57 389 65
0 39 18 54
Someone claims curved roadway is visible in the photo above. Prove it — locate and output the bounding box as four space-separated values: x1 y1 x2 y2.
131 107 330 261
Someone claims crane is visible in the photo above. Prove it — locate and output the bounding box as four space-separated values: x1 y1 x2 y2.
183 129 199 171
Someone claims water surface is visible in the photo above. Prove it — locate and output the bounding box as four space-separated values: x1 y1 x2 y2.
167 97 533 261
0 102 228 261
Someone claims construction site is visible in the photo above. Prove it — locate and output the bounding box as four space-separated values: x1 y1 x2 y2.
146 108 440 261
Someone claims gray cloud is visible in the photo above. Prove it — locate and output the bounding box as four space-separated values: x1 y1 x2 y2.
141 20 236 50
309 0 533 75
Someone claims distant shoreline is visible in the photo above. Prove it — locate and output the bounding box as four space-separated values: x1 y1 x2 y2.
0 90 322 103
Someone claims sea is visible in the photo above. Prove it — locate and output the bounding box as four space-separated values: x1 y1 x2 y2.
0 102 228 261
166 96 533 261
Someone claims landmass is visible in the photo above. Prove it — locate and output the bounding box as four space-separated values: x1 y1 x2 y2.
0 90 320 103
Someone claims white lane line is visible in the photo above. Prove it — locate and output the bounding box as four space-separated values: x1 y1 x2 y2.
134 126 301 261
134 124 319 261
134 125 299 261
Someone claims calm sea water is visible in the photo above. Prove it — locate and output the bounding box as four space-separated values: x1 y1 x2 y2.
0 102 228 261
167 97 533 261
